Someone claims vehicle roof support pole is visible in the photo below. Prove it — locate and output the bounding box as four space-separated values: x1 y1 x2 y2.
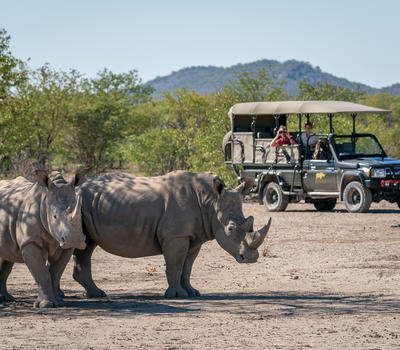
329 114 333 134
251 115 257 163
274 115 280 133
298 114 302 134
306 114 310 124
352 113 357 134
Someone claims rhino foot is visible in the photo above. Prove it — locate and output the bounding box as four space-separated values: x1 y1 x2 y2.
0 292 15 303
83 288 107 298
34 298 57 308
57 288 65 299
184 286 201 297
54 295 65 307
164 286 189 298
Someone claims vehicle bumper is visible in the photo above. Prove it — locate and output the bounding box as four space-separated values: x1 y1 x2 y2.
365 179 400 190
380 179 400 190
365 179 400 202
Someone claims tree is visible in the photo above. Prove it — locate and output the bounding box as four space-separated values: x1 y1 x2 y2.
0 65 82 174
293 79 367 134
65 69 153 173
127 69 288 185
297 79 366 101
0 28 27 102
222 68 288 104
359 93 400 158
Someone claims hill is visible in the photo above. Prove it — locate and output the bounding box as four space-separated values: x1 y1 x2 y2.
147 59 400 97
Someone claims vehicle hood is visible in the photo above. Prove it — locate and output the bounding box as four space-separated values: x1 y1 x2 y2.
340 157 400 168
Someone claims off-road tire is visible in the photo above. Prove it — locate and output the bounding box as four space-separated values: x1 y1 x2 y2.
343 181 372 213
313 199 337 211
263 182 289 212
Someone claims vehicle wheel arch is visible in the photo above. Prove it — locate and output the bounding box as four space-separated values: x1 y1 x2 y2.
339 173 365 201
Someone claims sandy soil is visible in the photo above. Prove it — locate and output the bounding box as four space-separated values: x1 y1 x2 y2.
1 201 400 349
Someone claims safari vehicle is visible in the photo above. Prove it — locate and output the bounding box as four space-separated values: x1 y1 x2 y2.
222 101 400 213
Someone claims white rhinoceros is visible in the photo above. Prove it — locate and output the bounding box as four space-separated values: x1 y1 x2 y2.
0 171 86 308
72 171 271 298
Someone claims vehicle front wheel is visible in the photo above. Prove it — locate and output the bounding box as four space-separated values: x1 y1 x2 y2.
343 181 372 213
313 199 337 211
263 182 289 212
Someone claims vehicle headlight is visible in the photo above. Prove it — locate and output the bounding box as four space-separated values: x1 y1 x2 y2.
360 167 371 176
370 168 386 178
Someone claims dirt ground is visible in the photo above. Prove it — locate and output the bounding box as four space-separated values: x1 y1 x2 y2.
1 201 400 349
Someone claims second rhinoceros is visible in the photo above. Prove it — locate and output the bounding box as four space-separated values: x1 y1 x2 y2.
0 171 86 308
72 171 271 298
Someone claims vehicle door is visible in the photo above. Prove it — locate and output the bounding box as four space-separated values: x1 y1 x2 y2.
303 159 339 192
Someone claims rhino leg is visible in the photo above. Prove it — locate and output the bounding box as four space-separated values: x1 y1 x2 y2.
181 246 201 297
21 244 58 308
72 239 106 297
0 258 15 302
163 238 190 298
48 248 74 306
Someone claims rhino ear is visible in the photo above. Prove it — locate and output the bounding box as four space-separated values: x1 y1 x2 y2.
235 178 254 195
213 176 225 196
35 169 49 187
71 172 85 187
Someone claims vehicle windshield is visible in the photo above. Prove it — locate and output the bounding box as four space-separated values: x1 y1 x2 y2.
333 135 385 159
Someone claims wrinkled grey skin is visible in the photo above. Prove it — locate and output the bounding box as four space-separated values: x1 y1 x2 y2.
0 171 86 308
73 171 271 298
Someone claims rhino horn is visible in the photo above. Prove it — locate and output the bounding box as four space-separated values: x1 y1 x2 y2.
71 194 82 226
245 217 271 249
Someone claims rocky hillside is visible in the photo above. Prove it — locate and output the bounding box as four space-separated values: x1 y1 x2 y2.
147 59 400 97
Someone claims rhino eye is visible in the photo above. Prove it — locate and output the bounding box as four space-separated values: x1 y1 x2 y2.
53 215 57 219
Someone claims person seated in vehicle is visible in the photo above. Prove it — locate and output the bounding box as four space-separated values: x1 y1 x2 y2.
297 122 319 158
270 125 297 147
313 138 331 160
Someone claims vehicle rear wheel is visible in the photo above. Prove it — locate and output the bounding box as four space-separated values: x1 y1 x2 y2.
263 182 289 212
343 181 372 213
313 199 337 211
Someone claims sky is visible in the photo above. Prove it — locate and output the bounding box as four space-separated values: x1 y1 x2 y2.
1 0 399 88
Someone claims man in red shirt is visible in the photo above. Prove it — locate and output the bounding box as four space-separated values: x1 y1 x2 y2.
270 125 297 147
